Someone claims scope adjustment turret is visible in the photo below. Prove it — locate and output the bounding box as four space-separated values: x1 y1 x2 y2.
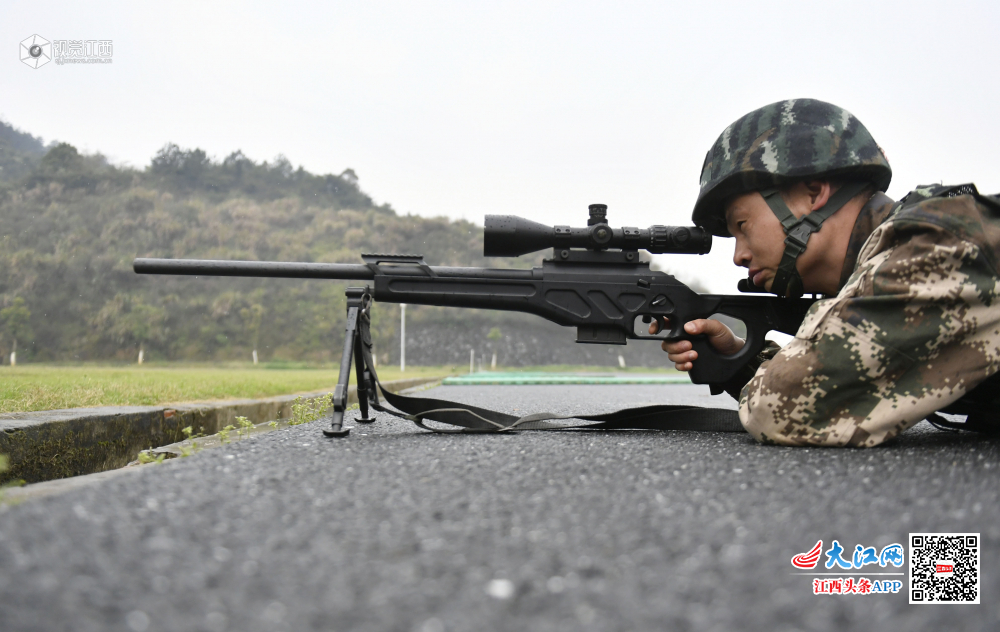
588 203 608 226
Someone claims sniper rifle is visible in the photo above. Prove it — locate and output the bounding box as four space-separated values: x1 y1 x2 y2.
133 204 815 437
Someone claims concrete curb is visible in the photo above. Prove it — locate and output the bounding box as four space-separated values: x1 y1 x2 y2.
0 377 439 484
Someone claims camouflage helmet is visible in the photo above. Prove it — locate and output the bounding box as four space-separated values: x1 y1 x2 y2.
692 98 892 237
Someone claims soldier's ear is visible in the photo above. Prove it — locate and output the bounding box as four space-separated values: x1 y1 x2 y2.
805 180 834 212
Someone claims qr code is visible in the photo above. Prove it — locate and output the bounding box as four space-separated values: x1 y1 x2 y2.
909 533 980 604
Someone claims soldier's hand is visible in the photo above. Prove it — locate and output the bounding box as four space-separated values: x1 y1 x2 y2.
648 318 745 372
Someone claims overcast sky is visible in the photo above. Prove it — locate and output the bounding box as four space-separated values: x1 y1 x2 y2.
4 0 999 293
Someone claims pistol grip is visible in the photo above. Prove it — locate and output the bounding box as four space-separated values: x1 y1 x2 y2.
686 336 760 386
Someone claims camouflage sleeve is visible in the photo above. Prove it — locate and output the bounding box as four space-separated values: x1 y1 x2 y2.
719 341 781 401
739 219 1000 447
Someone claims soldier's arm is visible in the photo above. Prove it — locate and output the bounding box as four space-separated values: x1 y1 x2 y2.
739 218 1000 447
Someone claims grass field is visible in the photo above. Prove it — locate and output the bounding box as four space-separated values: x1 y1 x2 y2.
0 363 681 413
0 364 460 413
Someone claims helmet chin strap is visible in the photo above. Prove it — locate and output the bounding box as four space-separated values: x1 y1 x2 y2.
757 181 870 298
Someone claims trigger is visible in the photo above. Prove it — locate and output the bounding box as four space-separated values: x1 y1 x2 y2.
656 316 668 333
641 315 652 324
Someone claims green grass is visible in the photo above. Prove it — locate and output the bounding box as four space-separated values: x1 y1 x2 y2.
0 363 459 413
0 362 680 413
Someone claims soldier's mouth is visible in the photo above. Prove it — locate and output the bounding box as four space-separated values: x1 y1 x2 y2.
751 269 769 287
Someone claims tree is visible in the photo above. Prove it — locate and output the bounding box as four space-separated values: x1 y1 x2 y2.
39 143 83 173
150 143 211 188
269 155 293 179
0 297 31 366
92 294 166 363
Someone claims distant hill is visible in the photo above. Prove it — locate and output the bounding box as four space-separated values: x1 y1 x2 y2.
0 123 550 365
0 122 698 368
0 120 48 184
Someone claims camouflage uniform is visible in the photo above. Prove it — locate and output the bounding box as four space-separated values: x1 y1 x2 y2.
740 184 1000 447
692 98 1000 447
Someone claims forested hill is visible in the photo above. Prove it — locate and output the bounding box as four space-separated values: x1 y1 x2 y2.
0 120 48 185
0 120 524 363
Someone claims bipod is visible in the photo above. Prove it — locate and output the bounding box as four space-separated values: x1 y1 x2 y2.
323 286 381 438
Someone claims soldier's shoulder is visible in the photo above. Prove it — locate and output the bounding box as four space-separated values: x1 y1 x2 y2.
886 183 1000 257
897 183 999 206
893 183 1000 219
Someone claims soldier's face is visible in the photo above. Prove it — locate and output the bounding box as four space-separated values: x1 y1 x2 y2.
724 192 789 291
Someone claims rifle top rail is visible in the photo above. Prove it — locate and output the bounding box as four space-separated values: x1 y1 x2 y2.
132 258 537 280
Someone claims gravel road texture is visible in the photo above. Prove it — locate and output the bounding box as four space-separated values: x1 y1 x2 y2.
1 384 997 632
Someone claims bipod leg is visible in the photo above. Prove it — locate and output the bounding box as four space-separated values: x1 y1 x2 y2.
324 287 368 438
353 297 375 423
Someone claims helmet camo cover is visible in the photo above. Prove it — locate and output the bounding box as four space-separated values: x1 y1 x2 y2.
692 98 891 237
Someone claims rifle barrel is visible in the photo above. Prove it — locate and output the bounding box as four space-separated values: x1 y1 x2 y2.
133 258 375 280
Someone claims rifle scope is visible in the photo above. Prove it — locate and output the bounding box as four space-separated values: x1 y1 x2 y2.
484 204 712 257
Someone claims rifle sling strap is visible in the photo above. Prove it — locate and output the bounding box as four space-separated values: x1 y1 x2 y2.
368 380 994 436
368 372 743 434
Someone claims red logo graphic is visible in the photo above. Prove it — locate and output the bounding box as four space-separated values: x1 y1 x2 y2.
936 564 953 573
792 540 824 569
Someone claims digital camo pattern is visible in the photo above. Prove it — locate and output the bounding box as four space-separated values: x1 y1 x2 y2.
838 192 896 288
739 189 1000 447
692 98 892 237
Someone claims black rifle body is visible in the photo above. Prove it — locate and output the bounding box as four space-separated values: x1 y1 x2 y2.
134 251 814 385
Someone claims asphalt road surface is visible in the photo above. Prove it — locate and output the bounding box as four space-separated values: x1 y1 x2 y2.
1 384 997 632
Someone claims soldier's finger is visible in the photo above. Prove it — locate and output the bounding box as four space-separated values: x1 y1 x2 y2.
661 339 692 354
688 318 736 339
683 319 716 335
667 350 697 364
